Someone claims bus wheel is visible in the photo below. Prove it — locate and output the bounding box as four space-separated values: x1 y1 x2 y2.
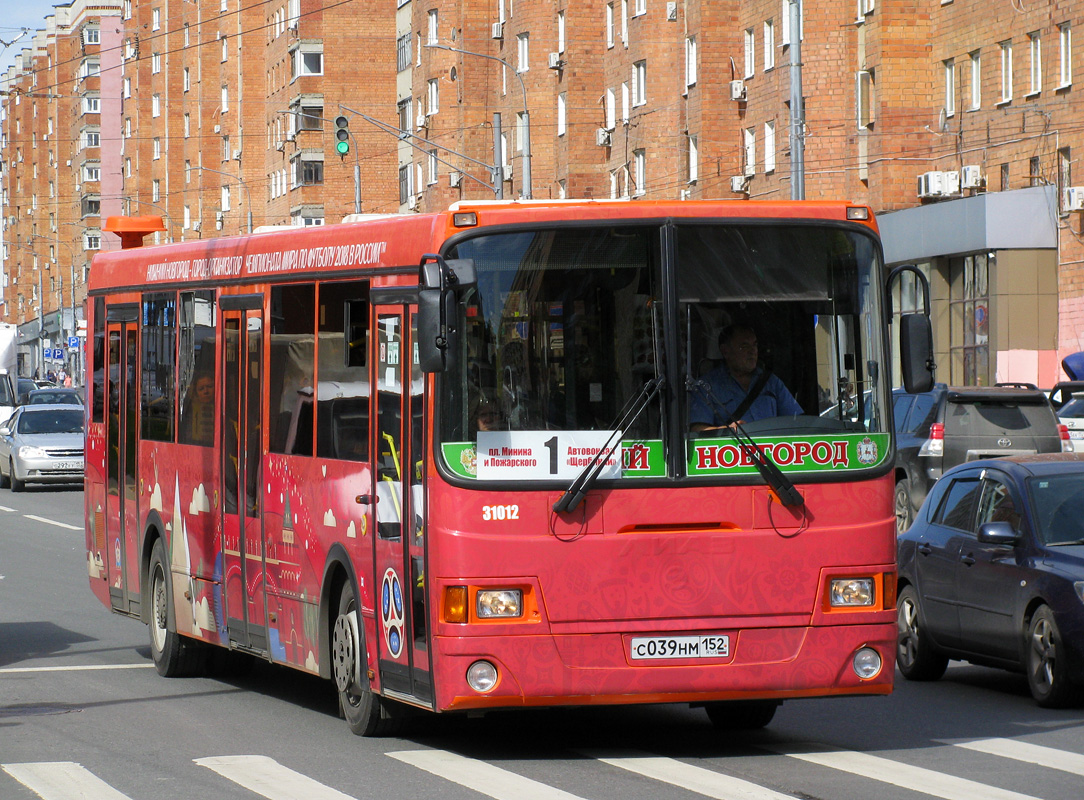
704 700 780 730
896 585 948 681
332 582 401 736
147 539 204 677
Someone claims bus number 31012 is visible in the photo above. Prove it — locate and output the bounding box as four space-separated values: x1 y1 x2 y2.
482 504 520 521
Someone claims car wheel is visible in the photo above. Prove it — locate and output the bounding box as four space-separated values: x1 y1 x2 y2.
333 581 402 736
147 539 205 677
896 585 949 681
1026 605 1083 708
9 458 25 492
0 458 8 489
895 479 912 534
704 700 780 730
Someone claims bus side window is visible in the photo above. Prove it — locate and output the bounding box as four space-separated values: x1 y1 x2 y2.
269 284 316 456
317 281 370 461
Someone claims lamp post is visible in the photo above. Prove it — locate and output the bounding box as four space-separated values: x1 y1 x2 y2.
424 43 532 199
198 165 253 233
28 232 81 384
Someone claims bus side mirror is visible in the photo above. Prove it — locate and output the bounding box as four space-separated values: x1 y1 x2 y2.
418 289 450 373
417 256 476 374
900 313 934 394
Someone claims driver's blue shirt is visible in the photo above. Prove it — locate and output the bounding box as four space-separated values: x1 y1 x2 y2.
690 363 803 425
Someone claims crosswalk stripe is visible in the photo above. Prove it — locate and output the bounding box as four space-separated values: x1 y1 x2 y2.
580 749 796 800
388 750 589 800
194 755 357 800
2 762 133 800
952 738 1084 777
764 743 1042 800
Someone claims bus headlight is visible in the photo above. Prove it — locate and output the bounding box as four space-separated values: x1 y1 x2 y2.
830 578 875 607
466 660 498 692
476 589 523 619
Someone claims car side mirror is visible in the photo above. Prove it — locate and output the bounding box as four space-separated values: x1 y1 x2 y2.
0 426 10 436
977 521 1019 545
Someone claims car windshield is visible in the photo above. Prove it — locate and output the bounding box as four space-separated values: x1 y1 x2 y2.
1058 396 1084 418
17 409 85 435
1028 473 1084 545
29 391 81 405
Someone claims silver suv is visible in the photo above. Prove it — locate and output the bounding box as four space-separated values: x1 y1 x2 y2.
893 384 1071 532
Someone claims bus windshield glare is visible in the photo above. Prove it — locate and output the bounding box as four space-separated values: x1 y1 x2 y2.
440 221 889 482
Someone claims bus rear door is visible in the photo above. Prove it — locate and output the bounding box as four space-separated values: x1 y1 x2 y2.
220 297 268 653
371 306 432 706
104 306 140 616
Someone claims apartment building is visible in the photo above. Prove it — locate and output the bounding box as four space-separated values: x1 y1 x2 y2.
2 0 1084 386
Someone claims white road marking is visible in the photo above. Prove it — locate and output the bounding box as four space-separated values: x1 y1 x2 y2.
952 738 1084 777
194 755 358 800
581 749 796 799
23 515 82 530
2 762 133 800
0 663 154 674
765 743 1042 800
0 505 16 512
388 749 589 800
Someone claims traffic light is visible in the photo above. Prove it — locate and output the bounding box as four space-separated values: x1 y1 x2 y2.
334 115 350 157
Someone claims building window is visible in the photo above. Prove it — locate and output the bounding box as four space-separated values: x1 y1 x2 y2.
633 149 646 196
83 164 100 182
84 27 100 45
183 68 190 92
292 153 324 186
944 59 955 116
605 88 616 129
292 44 324 78
858 0 875 15
1030 155 1042 187
685 36 697 88
398 98 412 136
622 82 630 122
634 0 645 16
606 4 614 48
856 70 873 128
396 34 411 73
687 135 698 183
744 29 755 78
763 20 775 71
969 51 981 110
223 135 231 161
151 52 161 73
399 164 412 204
999 40 1013 103
557 92 566 136
222 85 229 112
1059 147 1072 213
221 36 229 62
621 0 628 45
517 32 529 72
185 160 191 183
744 127 755 176
427 149 438 184
764 121 776 172
222 186 231 212
184 113 190 138
1028 32 1041 94
183 23 189 47
781 0 803 46
427 78 439 115
84 233 101 250
123 77 131 98
84 130 100 148
152 94 161 117
153 137 160 159
948 254 990 386
631 60 646 106
83 95 100 114
1059 24 1072 87
152 8 160 30
152 179 160 202
557 11 566 53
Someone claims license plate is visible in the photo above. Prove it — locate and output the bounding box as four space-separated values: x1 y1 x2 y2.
1071 431 1084 440
630 635 730 660
52 461 82 471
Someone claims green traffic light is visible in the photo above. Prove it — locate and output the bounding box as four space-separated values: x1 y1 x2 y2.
336 141 349 155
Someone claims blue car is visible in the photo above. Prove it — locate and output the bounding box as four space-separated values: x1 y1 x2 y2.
896 453 1084 707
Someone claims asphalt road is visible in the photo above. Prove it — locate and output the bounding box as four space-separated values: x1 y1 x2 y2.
1 487 1083 800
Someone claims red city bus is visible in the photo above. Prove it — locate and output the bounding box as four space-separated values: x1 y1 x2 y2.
85 200 927 735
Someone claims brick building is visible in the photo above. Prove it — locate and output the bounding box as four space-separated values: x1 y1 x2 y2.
2 0 1083 386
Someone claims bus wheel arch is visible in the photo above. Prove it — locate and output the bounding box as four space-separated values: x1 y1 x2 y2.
146 535 205 676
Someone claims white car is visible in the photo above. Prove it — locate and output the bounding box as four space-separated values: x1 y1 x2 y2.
0 404 85 491
1057 392 1084 453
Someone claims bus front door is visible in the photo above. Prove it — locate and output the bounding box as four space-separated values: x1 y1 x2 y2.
220 299 268 653
104 314 140 616
372 308 432 706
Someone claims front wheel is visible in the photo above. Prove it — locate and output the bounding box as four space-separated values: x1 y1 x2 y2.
895 479 912 534
1027 605 1083 708
704 700 780 730
10 458 24 492
332 581 402 736
896 585 948 681
0 458 8 489
147 538 204 676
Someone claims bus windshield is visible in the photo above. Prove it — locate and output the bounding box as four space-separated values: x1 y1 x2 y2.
440 220 889 482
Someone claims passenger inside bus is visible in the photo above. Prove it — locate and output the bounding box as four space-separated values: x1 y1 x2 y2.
689 323 802 431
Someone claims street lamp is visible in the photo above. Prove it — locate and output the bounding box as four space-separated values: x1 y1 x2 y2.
424 42 532 199
197 165 253 233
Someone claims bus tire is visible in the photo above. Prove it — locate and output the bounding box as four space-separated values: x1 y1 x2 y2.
896 585 948 681
704 700 780 730
333 581 402 736
10 458 24 492
147 538 205 677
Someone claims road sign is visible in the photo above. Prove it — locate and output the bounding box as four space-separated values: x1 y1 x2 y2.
68 337 79 348
52 348 63 360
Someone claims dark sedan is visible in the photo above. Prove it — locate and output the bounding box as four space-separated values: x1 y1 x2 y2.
897 453 1084 707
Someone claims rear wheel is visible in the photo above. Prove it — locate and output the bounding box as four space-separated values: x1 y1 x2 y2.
1026 606 1083 708
704 700 780 730
895 479 912 533
9 458 24 492
332 581 402 736
896 585 949 681
147 539 204 676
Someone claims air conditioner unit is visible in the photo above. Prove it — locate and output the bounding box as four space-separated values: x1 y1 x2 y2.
502 164 513 180
407 195 417 210
595 128 612 147
729 79 746 101
730 175 748 194
232 148 242 161
942 170 960 195
284 131 296 142
1065 187 1084 211
449 171 461 188
215 211 224 230
548 52 564 70
275 140 285 152
679 189 690 200
917 171 945 198
213 124 221 133
491 22 503 39
961 165 984 189
192 221 201 232
667 1 678 21
416 112 427 129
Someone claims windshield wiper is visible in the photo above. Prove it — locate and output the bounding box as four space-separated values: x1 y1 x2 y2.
727 418 804 508
553 375 665 515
